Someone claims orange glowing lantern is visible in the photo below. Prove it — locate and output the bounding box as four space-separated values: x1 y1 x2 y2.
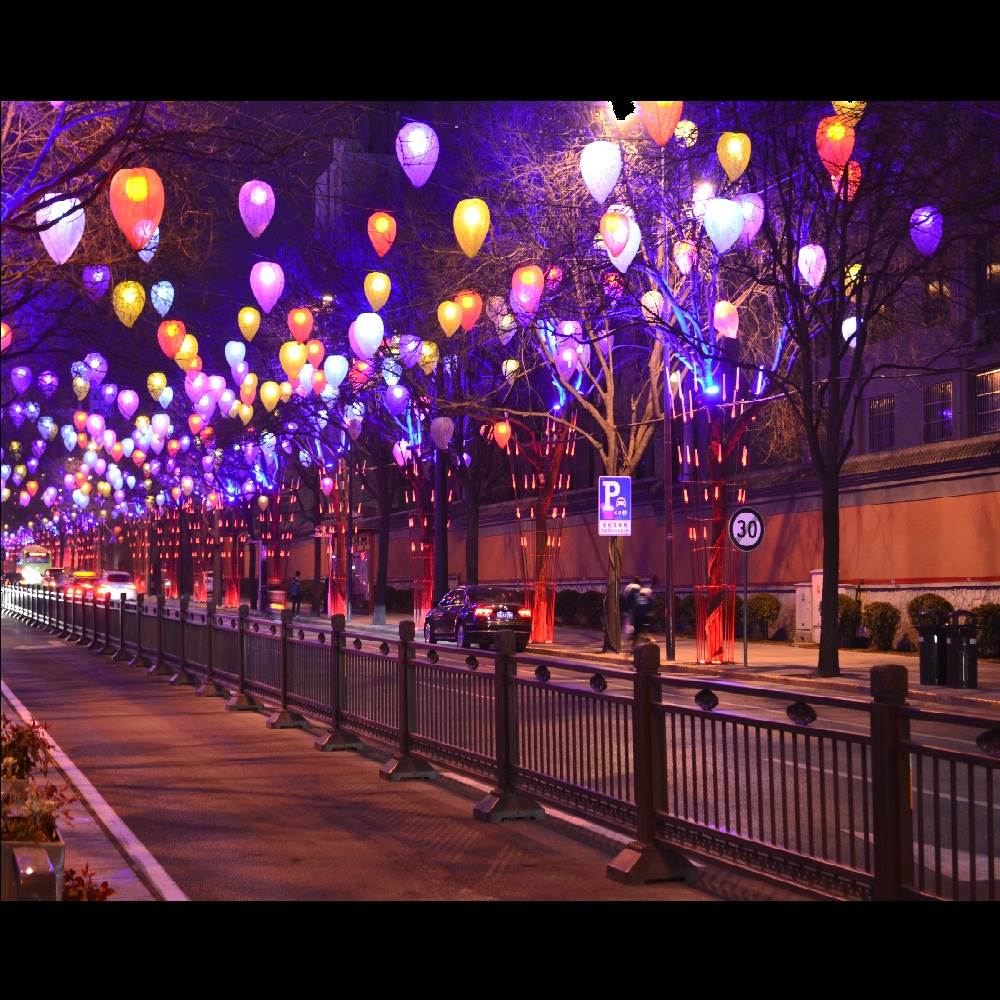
305 339 325 366
238 306 261 342
816 116 856 175
109 167 165 250
287 307 314 343
493 420 512 450
368 212 397 257
454 290 483 331
636 101 684 146
156 319 186 359
73 410 88 432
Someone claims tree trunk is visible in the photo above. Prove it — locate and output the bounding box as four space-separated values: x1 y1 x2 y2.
372 468 391 625
602 538 622 652
465 484 480 585
817 476 842 677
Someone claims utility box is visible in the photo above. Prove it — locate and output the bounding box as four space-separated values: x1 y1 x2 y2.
795 582 813 642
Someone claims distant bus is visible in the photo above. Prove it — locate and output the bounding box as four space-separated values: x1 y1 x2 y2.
17 545 52 584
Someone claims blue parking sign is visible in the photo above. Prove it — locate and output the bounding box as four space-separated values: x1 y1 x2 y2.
598 476 631 537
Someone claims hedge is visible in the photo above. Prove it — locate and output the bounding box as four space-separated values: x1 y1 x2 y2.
862 601 901 651
907 593 953 628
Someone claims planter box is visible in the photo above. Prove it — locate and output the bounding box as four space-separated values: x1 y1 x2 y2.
1 835 64 901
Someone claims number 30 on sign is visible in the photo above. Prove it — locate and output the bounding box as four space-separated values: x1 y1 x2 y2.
728 506 765 552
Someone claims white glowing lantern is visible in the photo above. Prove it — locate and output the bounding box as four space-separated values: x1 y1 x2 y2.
609 217 641 273
580 141 622 204
323 354 349 390
842 316 859 345
150 280 174 317
797 244 827 289
738 193 764 245
395 122 439 188
430 416 455 450
641 290 664 320
702 199 745 254
502 359 520 384
673 241 696 276
350 313 384 360
36 193 85 265
692 181 715 220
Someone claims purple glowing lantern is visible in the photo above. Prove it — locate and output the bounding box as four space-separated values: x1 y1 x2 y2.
100 382 118 406
32 440 46 458
84 352 108 386
117 389 139 420
249 261 284 314
8 403 25 428
395 122 440 189
238 181 276 239
384 384 410 417
910 207 943 256
82 265 112 301
37 371 59 397
11 366 32 395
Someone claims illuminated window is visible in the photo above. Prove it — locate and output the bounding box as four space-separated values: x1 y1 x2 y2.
976 369 1000 435
923 381 953 443
924 278 951 325
868 394 895 452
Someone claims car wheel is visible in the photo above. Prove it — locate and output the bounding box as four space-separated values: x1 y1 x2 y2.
456 624 466 649
425 621 437 644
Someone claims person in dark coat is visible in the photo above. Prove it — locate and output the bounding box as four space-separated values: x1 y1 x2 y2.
289 571 303 616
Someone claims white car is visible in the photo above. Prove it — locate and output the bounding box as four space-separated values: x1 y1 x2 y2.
97 571 138 602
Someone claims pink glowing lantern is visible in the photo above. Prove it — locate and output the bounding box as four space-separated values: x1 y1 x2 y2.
797 244 827 289
599 211 630 257
117 389 139 420
320 475 334 497
86 413 106 439
544 265 564 292
249 261 285 313
738 193 765 245
714 301 739 339
910 207 943 256
238 180 275 238
396 122 440 188
510 265 545 320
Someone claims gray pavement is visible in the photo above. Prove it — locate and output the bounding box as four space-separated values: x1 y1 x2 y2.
4 617 792 901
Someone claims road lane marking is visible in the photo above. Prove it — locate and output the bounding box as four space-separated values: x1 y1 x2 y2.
2 679 189 902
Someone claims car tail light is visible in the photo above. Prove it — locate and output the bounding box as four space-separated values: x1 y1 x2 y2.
517 608 532 619
97 586 111 596
473 605 494 618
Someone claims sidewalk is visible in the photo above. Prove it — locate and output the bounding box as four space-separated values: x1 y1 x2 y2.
280 609 1000 712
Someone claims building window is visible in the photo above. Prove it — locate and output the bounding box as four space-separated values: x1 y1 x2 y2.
923 381 953 443
924 278 951 325
976 369 1000 435
868 394 895 452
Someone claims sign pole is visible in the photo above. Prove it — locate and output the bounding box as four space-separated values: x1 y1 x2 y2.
743 550 749 670
728 506 764 672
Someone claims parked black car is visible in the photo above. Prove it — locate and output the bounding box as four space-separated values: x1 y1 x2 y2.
423 585 532 651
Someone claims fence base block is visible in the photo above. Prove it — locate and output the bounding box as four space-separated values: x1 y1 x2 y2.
315 728 363 752
225 692 262 712
196 681 229 698
473 790 545 823
111 648 129 662
169 669 195 687
127 654 149 669
265 709 309 730
147 661 172 677
379 754 438 781
96 642 113 656
606 841 696 886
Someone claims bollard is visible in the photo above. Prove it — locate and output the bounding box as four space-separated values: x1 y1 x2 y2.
379 620 437 780
315 614 362 751
226 606 260 711
266 609 308 729
112 595 129 661
196 601 227 697
128 595 149 668
148 595 170 675
870 664 914 901
608 641 696 885
170 596 195 685
474 631 544 821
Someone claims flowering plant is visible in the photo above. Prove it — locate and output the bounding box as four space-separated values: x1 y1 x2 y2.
1 713 52 780
63 864 116 901
1 777 75 843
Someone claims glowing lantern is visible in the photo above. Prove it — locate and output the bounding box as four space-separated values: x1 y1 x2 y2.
702 199 745 254
86 413 106 439
157 320 186 359
348 360 372 391
430 416 454 450
910 207 943 257
599 211 631 257
842 317 859 346
287 307 314 342
240 374 258 405
797 244 827 289
737 193 765 245
395 122 439 188
831 101 866 122
306 339 325 367
137 226 160 264
151 281 174 317
238 306 261 341
109 168 164 250
609 216 641 273
8 403 25 427
580 141 621 204
636 101 684 146
714 301 739 339
36 194 85 265
364 272 391 311
84 352 108 385
82 266 111 302
717 132 751 183
159 386 173 407
502 359 520 384
674 120 699 147
510 265 545 319
831 160 862 202
815 117 855 175
385 384 410 417
555 343 578 380
692 181 715 219
368 212 397 257
224 340 245 369
250 261 284 313
545 265 564 292
238 180 275 238
1 321 12 353
279 341 307 380
72 376 90 401
641 290 664 321
174 334 199 370
146 373 165 405
323 355 349 389
418 341 440 375
238 404 253 426
188 415 203 436
392 441 412 467
112 281 146 327
493 420 512 450
845 263 863 297
602 271 625 301
437 301 462 337
258 381 280 413
350 312 385 359
11 366 32 395
454 290 482 331
453 199 490 258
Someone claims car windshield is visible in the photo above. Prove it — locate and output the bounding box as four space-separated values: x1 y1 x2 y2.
104 573 132 583
467 587 523 605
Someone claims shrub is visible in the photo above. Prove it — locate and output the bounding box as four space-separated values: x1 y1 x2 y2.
579 591 605 629
63 864 116 902
1 714 52 780
748 594 782 639
675 595 696 635
555 589 582 626
907 593 953 629
973 603 1000 659
862 601 901 651
837 595 861 648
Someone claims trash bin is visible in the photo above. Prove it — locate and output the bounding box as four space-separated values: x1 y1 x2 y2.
945 611 978 689
916 611 948 685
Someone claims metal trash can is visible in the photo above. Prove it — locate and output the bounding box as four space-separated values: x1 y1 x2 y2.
916 611 948 685
945 611 978 689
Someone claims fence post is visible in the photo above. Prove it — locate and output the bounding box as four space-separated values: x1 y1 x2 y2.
86 589 101 649
148 595 171 675
65 589 77 641
128 595 149 668
29 584 38 626
266 608 308 729
870 664 914 901
316 614 362 751
45 586 57 633
474 630 544 822
112 596 129 661
170 596 195 685
57 588 70 639
379 620 437 780
226 605 260 711
96 593 112 655
76 590 92 645
608 641 696 885
196 601 227 698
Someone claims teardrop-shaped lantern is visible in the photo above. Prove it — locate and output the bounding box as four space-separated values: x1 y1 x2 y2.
831 101 866 122
830 160 862 202
430 416 455 450
714 301 739 339
510 265 545 320
260 381 281 412
493 420 512 450
279 341 307 380
502 359 520 384
109 167 165 250
418 341 440 376
395 122 439 188
287 307 314 343
323 355 349 389
717 132 751 183
151 280 174 317
364 272 391 311
641 290 664 321
11 366 32 395
599 211 631 257
36 194 85 265
350 313 384 360
702 199 745 254
815 117 856 175
673 241 696 276
610 218 641 273
224 340 246 368
238 180 275 238
398 335 423 369
238 306 261 342
157 319 186 359
910 207 943 256
580 141 621 204
797 244 827 289
137 226 160 263
174 334 199 370
384 384 410 417
635 101 684 146
112 281 146 327
737 194 764 245
454 290 483 331
82 265 111 302
368 212 397 257
453 198 490 258
249 261 284 313
437 301 462 337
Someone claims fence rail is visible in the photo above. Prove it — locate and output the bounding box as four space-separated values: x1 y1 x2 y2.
4 583 998 901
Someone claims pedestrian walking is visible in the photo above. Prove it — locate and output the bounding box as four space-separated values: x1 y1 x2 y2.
623 576 641 639
289 570 303 617
632 576 654 646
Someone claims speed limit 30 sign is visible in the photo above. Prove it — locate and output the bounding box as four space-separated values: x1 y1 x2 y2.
728 506 765 551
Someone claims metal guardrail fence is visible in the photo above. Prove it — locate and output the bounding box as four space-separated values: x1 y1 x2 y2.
4 583 998 901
